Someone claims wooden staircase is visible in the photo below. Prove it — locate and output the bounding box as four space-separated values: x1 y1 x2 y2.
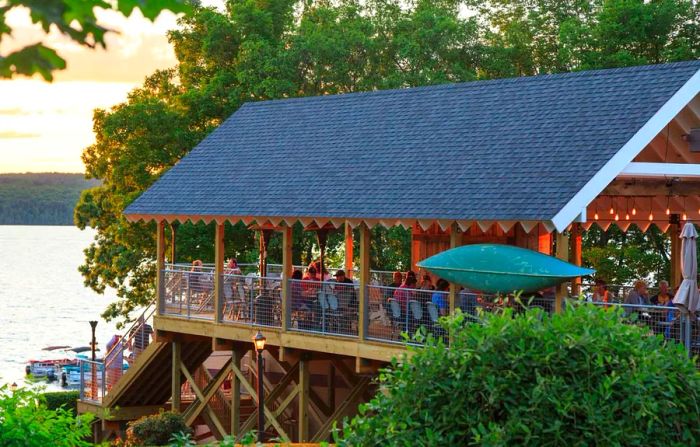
103 340 212 408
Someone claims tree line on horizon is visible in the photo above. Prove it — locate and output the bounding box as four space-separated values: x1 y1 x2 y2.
74 0 700 322
0 173 98 225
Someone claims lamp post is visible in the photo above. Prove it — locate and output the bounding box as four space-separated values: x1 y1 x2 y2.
253 331 266 443
89 321 98 399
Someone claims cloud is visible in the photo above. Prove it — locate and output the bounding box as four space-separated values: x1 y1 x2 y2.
0 130 40 139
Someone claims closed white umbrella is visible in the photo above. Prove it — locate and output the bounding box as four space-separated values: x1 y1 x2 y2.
672 223 699 313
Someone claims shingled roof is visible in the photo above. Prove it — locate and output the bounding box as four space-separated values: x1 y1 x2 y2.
124 60 700 231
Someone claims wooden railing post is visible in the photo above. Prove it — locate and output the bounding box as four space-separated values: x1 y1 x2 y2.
156 220 166 315
214 222 225 322
281 225 293 332
358 223 370 341
344 222 354 278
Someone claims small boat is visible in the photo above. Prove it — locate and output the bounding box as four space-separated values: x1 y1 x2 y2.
417 244 595 294
26 358 76 379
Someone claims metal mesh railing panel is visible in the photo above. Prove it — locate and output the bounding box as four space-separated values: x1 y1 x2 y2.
288 280 359 338
221 275 283 328
162 267 215 320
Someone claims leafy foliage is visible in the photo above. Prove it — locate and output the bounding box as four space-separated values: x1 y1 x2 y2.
0 385 93 446
77 0 700 322
125 411 192 446
42 390 79 415
338 305 700 446
0 0 191 81
0 173 99 225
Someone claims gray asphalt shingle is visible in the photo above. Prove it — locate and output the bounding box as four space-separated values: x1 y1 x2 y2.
125 61 700 223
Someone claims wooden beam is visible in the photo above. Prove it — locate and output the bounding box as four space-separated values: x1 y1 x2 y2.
182 359 232 426
171 341 181 413
344 223 354 278
230 350 242 436
310 376 371 443
298 355 310 442
179 363 227 438
328 363 336 411
569 223 582 297
230 360 289 441
601 178 700 196
620 162 700 178
281 225 293 332
156 220 166 315
358 224 370 341
670 221 682 288
214 223 225 322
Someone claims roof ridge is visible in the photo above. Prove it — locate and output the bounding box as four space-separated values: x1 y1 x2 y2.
240 59 700 109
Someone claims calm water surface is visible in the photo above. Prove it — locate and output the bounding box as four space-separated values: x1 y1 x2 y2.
0 226 119 387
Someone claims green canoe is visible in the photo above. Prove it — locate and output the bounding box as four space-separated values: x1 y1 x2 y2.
417 244 595 294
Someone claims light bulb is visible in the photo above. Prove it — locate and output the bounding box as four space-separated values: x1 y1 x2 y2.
649 213 654 221
609 207 614 215
625 213 630 221
666 208 670 216
594 212 599 220
632 207 637 216
614 213 619 221
683 213 688 221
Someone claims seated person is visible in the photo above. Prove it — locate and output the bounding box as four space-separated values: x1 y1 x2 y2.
625 280 650 306
431 279 450 316
333 270 357 333
420 274 435 291
393 276 417 309
650 280 674 305
384 271 403 305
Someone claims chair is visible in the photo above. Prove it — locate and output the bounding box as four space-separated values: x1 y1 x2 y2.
388 298 402 339
408 300 423 336
325 293 343 333
426 302 439 325
317 291 330 332
222 279 235 320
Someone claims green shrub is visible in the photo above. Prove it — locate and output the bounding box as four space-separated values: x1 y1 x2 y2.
43 390 79 414
126 411 192 446
0 385 93 446
338 305 700 446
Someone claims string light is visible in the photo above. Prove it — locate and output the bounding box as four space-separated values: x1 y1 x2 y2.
614 213 619 221
683 213 688 221
666 195 671 216
609 196 614 215
649 197 654 221
625 213 630 221
649 212 654 221
631 197 637 216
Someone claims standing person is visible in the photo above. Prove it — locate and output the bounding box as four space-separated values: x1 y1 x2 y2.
592 279 613 304
225 258 241 275
105 334 123 391
129 315 154 361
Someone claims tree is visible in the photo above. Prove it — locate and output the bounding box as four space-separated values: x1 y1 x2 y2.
0 0 191 81
77 0 700 322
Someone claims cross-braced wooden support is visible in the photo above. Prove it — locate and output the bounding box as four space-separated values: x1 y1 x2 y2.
178 360 229 439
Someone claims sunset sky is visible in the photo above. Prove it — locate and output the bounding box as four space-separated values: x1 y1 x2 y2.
0 2 221 174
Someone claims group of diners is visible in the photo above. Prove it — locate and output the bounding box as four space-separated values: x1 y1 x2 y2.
590 278 680 339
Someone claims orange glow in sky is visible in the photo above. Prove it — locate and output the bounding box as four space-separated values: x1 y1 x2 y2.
0 2 221 174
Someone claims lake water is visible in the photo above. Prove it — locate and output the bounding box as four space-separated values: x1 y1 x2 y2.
0 226 119 387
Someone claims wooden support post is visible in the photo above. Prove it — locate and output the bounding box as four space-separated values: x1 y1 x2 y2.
214 223 225 322
298 354 310 442
171 341 181 413
231 349 241 436
281 225 293 332
448 223 460 314
670 219 682 288
344 222 354 278
569 223 582 297
358 224 370 341
156 220 166 315
328 363 336 411
169 222 177 264
554 232 569 313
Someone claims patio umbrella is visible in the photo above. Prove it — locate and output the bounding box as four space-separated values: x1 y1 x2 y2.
672 223 699 313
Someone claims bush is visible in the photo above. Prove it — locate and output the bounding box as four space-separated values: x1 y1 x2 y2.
43 391 79 414
126 411 192 446
338 305 700 446
0 385 93 446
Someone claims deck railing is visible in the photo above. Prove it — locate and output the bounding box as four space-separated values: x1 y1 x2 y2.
79 302 155 403
221 274 283 328
162 265 216 320
288 280 359 338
